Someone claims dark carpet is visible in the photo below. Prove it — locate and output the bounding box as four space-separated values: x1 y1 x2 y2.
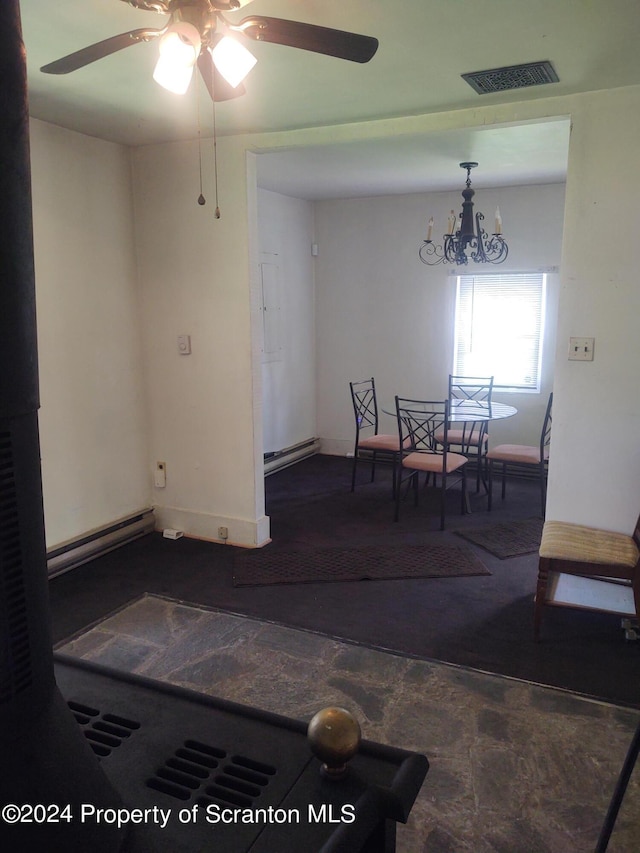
233 542 489 586
453 517 544 558
48 454 640 707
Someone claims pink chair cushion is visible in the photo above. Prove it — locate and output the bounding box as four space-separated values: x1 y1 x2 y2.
402 451 468 474
487 444 549 465
358 433 401 452
441 427 488 447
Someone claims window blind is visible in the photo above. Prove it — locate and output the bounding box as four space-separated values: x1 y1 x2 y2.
453 272 546 391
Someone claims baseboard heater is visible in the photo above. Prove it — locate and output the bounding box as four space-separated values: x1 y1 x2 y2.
46 508 155 578
264 437 319 476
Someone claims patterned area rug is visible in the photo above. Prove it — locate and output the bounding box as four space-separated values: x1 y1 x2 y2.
57 594 640 853
232 543 490 587
453 517 544 559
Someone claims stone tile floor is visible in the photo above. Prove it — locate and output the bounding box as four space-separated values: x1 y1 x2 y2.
58 593 640 853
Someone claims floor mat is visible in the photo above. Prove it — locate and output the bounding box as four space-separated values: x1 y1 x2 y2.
232 542 490 586
454 517 543 558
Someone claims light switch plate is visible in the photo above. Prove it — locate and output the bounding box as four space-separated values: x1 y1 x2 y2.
568 337 595 361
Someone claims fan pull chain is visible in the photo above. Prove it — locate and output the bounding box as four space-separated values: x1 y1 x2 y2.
212 89 221 219
196 77 206 206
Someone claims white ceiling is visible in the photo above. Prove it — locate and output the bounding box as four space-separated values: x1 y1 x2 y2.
254 120 572 200
20 0 640 199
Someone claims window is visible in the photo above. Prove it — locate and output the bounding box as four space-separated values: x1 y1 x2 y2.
453 272 546 392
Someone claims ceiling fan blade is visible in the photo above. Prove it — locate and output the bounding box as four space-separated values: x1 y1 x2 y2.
197 51 246 102
40 28 163 74
235 16 378 63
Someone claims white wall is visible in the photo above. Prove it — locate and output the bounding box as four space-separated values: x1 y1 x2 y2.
131 138 269 547
547 86 640 530
29 119 149 549
257 189 316 454
314 183 564 455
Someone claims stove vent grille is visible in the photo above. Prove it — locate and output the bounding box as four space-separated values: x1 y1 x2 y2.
68 699 141 757
147 740 276 806
70 699 279 806
0 430 32 703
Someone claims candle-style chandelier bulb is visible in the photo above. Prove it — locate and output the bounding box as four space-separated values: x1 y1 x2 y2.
419 162 508 266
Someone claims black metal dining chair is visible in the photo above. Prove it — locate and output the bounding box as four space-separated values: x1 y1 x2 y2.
487 391 553 517
349 377 401 492
394 397 469 530
440 375 494 492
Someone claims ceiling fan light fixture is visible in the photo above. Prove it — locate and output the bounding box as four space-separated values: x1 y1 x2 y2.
153 21 201 95
209 36 257 89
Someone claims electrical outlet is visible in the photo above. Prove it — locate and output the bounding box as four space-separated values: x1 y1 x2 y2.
177 335 191 355
154 461 166 488
218 526 228 540
568 337 595 361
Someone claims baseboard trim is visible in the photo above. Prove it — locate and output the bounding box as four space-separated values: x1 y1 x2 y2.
47 509 155 578
152 505 270 548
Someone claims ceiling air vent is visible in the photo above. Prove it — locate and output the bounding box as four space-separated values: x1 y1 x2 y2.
462 60 559 94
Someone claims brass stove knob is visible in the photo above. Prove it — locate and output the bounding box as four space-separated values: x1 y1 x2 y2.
307 707 361 779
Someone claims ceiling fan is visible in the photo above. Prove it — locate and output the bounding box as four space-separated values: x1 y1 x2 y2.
40 0 379 102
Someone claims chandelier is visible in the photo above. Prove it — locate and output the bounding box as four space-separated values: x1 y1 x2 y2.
419 162 508 265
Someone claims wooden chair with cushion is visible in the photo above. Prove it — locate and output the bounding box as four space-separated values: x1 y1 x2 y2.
394 397 468 530
534 514 640 641
487 391 553 517
439 375 494 492
349 377 401 492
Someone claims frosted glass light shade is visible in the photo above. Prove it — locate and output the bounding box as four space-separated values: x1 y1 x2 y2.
153 22 201 95
209 36 257 88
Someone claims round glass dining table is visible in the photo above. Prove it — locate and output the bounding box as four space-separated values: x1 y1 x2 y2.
382 399 518 422
448 399 517 422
